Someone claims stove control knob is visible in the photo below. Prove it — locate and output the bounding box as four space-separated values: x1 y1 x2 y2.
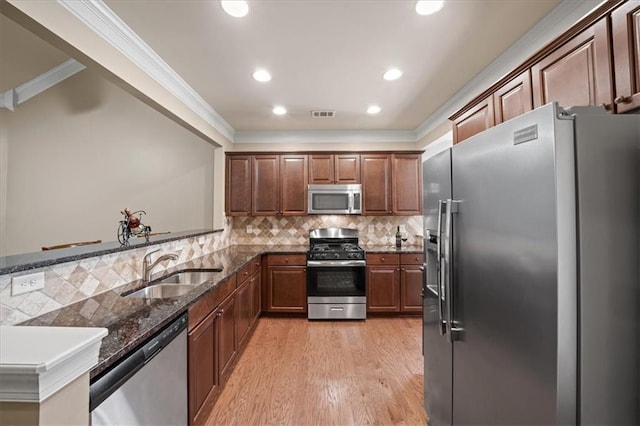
334 253 340 259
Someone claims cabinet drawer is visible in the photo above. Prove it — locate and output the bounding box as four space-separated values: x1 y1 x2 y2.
236 262 254 286
267 254 306 266
400 253 424 265
188 275 236 330
366 253 399 265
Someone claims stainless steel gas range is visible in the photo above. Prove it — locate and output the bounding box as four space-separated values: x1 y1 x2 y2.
306 228 366 320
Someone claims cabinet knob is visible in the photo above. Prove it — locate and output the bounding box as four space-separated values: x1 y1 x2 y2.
614 95 632 104
285 258 289 263
419 267 425 271
381 257 385 261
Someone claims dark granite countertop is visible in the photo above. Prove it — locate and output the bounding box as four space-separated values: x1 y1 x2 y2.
20 243 424 379
21 245 308 379
362 244 423 254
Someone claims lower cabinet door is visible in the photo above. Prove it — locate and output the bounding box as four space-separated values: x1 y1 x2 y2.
188 311 217 425
400 266 424 313
217 295 237 382
266 266 307 312
236 279 252 348
366 266 400 312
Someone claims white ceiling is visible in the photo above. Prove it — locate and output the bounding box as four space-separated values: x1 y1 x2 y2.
102 0 562 134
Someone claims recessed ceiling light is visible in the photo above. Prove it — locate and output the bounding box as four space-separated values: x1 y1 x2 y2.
221 1 249 18
383 69 403 81
273 106 287 115
367 105 381 115
252 69 272 82
415 0 445 16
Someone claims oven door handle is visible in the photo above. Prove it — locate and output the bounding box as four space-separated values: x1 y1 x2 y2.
306 260 366 267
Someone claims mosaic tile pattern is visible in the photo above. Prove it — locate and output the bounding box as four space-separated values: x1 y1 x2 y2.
231 215 423 246
0 219 233 325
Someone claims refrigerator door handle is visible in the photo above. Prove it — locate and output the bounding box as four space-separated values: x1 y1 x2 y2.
445 199 463 342
436 200 446 336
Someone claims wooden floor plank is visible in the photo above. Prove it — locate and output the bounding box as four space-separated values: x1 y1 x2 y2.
205 317 427 426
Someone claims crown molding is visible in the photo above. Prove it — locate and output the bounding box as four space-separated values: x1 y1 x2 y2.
55 0 235 142
414 0 603 141
1 59 85 111
234 129 418 144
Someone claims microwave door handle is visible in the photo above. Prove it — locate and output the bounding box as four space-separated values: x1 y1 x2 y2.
348 193 354 213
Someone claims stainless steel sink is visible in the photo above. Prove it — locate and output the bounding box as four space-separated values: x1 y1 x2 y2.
123 269 223 299
156 270 221 285
125 284 195 299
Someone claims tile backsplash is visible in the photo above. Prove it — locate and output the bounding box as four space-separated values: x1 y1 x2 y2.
231 215 423 246
0 215 424 325
0 220 233 325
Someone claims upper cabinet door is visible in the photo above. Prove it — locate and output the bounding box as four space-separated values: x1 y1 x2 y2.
225 155 251 216
280 155 308 215
309 154 360 183
361 154 391 215
493 70 533 124
308 154 334 184
334 154 360 183
532 18 613 111
392 154 422 216
452 96 495 144
612 1 640 113
252 155 279 215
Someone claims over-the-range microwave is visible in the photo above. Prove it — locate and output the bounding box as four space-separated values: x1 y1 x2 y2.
307 184 362 215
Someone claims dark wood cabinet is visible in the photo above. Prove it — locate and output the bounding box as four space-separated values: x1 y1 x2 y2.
309 154 360 184
188 310 217 425
493 70 533 124
251 155 279 215
531 18 613 110
249 154 307 216
266 254 307 313
361 154 392 215
612 1 640 113
187 258 262 426
280 154 308 215
366 253 400 312
225 155 251 216
236 278 252 348
392 154 422 216
452 96 495 144
250 270 261 324
366 253 424 314
399 253 425 313
237 258 261 349
216 295 236 383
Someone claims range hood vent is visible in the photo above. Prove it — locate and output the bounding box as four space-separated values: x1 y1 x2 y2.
311 110 336 118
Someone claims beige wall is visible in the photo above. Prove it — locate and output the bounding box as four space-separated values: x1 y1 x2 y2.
1 67 215 256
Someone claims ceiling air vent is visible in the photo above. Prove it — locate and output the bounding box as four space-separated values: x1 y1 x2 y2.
311 110 336 118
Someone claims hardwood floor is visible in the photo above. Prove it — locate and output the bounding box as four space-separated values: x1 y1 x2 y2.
205 317 427 426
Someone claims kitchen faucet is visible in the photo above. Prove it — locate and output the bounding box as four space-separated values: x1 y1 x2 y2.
142 249 178 283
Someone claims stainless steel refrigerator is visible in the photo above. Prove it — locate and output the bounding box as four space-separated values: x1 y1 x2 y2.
422 102 639 425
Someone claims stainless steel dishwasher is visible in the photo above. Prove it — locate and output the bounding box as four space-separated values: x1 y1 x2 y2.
90 313 188 426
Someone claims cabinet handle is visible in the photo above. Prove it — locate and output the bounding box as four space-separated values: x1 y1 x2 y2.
599 102 611 111
414 257 420 261
381 257 385 261
419 266 425 271
614 95 632 104
303 268 306 272
285 258 289 263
